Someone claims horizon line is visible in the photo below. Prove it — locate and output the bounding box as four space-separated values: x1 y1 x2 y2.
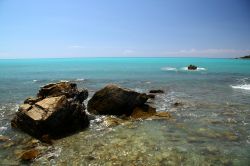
0 56 241 60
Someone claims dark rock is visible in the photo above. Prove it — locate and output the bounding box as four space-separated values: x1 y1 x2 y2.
11 82 89 140
149 90 164 93
187 64 197 70
173 102 182 107
24 97 40 105
87 84 149 116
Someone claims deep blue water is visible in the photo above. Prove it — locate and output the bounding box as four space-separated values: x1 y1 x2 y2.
0 57 250 165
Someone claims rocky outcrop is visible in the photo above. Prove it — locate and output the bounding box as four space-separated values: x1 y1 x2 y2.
87 84 149 116
11 82 89 139
188 64 197 70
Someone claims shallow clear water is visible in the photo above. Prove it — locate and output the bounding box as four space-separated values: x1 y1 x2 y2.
0 57 250 165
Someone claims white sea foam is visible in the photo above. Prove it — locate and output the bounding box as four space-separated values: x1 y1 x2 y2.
231 84 250 90
33 80 38 82
60 80 69 82
161 67 177 71
76 78 85 81
181 67 206 71
0 126 7 131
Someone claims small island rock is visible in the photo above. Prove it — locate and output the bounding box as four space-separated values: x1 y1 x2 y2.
188 64 197 70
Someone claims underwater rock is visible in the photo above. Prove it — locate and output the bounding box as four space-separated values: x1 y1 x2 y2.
187 64 197 70
131 105 156 119
11 82 89 140
103 116 125 127
20 149 40 161
152 112 172 120
0 135 10 142
88 84 149 116
149 89 164 93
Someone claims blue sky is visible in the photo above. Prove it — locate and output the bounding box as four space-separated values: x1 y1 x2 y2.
0 0 250 58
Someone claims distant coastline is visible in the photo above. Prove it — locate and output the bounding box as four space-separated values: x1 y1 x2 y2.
236 55 250 59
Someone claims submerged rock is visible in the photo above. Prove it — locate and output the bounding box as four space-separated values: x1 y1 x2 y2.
0 135 10 142
88 84 149 116
20 149 40 161
131 105 156 119
187 64 197 70
103 116 125 127
11 82 89 139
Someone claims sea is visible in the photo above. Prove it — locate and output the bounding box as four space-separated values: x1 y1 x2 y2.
0 57 250 165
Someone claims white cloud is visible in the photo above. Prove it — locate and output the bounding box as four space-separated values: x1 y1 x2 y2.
122 49 136 55
162 48 250 57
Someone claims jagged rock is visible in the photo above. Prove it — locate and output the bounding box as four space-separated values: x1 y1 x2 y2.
87 84 149 116
24 97 40 105
149 90 164 93
11 82 89 139
187 64 197 70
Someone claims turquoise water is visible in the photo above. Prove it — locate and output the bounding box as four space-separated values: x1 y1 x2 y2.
0 57 250 165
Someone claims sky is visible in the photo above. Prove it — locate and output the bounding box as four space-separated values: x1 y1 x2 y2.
0 0 250 58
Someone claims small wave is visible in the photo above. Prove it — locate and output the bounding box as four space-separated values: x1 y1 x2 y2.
60 80 69 82
161 67 177 71
181 67 206 71
197 67 206 71
75 78 85 82
231 84 250 90
134 88 144 93
33 80 38 82
0 126 7 131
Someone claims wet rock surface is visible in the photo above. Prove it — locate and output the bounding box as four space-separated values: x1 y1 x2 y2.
87 84 149 116
11 82 89 139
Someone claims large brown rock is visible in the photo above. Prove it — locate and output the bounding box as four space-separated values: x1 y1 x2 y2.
11 82 89 139
87 84 149 116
